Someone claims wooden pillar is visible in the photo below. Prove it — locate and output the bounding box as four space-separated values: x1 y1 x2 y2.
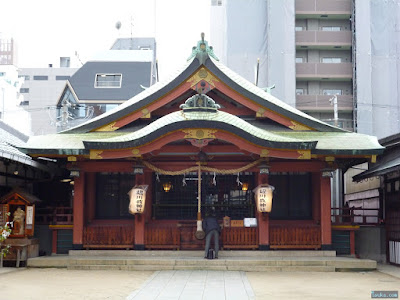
349 230 355 255
51 229 57 254
320 175 332 249
312 173 321 222
72 172 85 249
257 173 270 250
134 173 145 250
86 173 96 223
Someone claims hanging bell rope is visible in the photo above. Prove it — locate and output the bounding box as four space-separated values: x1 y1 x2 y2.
142 159 263 175
197 163 202 220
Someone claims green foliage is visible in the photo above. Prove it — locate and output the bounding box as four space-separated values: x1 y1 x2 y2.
0 212 12 258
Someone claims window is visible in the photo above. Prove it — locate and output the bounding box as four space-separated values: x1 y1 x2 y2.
96 173 135 219
322 26 341 31
323 89 342 95
211 0 222 6
0 72 5 77
56 76 71 80
296 88 304 95
19 75 30 80
322 58 342 63
19 88 29 93
268 173 312 220
295 57 304 63
33 75 48 80
19 101 29 106
95 74 122 88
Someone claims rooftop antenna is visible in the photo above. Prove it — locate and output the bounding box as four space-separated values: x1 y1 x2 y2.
130 16 134 50
115 21 122 49
74 51 83 66
115 21 122 31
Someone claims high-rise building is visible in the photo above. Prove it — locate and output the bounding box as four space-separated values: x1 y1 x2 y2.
0 33 17 66
210 0 400 139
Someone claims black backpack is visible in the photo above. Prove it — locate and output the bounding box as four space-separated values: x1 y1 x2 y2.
207 248 215 259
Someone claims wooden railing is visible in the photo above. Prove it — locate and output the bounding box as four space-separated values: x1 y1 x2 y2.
331 207 381 225
270 225 321 249
36 207 73 225
222 227 258 249
145 225 180 250
83 225 134 249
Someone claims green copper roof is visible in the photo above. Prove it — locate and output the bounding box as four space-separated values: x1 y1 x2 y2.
22 109 383 156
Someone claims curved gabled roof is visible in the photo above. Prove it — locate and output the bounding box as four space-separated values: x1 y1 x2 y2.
83 110 318 150
63 37 344 134
21 109 383 157
63 58 199 134
205 57 343 132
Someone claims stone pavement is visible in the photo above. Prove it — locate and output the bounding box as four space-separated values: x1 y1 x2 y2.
126 270 255 300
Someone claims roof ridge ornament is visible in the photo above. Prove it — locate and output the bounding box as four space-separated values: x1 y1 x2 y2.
187 33 219 63
180 93 221 113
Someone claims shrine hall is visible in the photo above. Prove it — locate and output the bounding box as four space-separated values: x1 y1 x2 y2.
19 35 384 251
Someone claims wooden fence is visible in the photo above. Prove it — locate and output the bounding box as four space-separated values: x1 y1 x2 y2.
270 225 321 249
83 225 134 249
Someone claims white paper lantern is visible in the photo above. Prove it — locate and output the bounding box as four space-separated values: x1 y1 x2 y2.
128 185 148 214
254 184 274 213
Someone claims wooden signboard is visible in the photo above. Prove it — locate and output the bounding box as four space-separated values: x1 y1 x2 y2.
230 220 244 227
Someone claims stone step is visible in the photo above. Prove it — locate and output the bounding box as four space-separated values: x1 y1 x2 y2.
67 264 336 272
28 254 376 272
68 250 337 257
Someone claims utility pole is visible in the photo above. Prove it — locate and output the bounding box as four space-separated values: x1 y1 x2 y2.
330 94 338 127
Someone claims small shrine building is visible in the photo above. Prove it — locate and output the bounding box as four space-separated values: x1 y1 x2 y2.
20 35 384 251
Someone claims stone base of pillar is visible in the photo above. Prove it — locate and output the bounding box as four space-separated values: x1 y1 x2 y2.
72 244 83 250
321 244 332 250
259 245 270 251
134 244 145 250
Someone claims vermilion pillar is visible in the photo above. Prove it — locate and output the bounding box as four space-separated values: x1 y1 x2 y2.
320 175 332 249
257 173 270 250
134 173 145 250
72 171 85 249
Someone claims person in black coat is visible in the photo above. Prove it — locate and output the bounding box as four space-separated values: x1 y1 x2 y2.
202 211 220 258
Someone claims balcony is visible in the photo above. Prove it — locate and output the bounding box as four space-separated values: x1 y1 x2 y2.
296 30 351 49
296 94 353 111
296 62 352 80
296 0 351 18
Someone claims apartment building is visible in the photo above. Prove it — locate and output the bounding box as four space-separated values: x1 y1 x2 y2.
211 0 400 139
295 0 354 130
0 33 17 66
19 61 78 135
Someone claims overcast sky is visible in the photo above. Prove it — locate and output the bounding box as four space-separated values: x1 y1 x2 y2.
0 0 211 79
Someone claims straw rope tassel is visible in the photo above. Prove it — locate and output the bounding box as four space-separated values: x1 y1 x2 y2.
142 159 263 175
